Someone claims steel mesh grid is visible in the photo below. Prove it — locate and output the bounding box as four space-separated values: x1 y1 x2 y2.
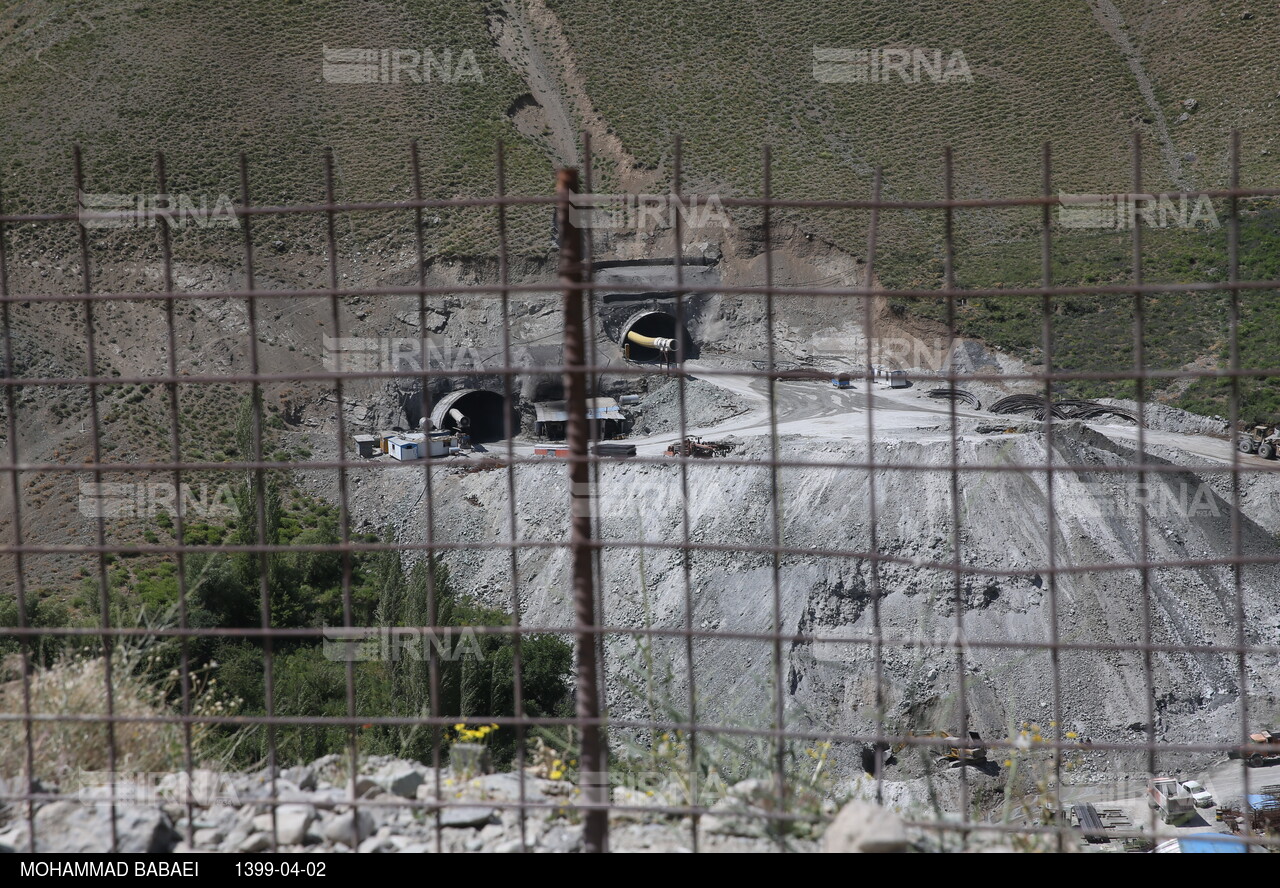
0 130 1276 853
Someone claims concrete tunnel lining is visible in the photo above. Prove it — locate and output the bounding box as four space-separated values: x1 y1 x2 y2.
429 389 510 442
619 310 694 362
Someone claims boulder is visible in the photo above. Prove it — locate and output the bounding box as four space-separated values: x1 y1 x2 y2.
251 804 314 846
822 801 909 853
32 799 176 853
321 809 375 845
376 765 426 799
440 806 496 828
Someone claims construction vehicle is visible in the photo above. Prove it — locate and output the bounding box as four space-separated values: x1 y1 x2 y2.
896 730 987 768
1148 777 1196 824
1237 424 1280 459
664 436 731 458
1228 729 1280 766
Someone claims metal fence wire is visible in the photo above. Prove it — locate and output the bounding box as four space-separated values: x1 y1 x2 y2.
2 130 1280 854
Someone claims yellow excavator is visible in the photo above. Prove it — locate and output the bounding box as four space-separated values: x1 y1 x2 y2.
895 730 987 768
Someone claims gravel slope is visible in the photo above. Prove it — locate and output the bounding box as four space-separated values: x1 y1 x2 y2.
310 421 1280 789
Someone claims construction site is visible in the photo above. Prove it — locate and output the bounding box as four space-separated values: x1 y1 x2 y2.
0 156 1278 853
5 0 1280 857
283 205 1280 852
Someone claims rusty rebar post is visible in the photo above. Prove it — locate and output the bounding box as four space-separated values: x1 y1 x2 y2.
557 167 608 852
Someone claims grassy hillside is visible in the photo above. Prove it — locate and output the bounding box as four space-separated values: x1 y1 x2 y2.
1 0 1278 417
4 1 1276 256
1112 0 1280 162
0 0 553 257
552 0 1279 256
550 0 1280 417
905 203 1280 419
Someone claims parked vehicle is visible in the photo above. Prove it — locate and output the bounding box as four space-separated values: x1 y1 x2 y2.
1181 780 1214 808
1148 777 1197 824
1227 728 1280 766
664 436 731 458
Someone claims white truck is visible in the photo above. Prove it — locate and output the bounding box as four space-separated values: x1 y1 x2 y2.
1148 777 1197 824
1180 779 1214 808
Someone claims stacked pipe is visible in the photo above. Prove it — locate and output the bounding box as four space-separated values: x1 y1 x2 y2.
927 388 982 411
988 394 1137 423
1066 403 1141 422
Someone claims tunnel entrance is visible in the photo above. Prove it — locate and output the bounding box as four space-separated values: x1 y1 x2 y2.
429 389 510 443
619 310 694 363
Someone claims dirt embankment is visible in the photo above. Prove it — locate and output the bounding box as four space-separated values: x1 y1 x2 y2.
633 377 752 437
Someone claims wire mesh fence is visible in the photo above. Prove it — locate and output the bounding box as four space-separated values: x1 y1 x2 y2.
1 130 1279 853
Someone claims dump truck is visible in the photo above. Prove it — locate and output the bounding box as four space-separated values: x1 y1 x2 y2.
1148 777 1196 824
1237 424 1280 459
1228 729 1280 766
664 436 731 458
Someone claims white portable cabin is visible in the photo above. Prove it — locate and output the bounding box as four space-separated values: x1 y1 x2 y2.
386 436 420 461
388 433 450 460
423 435 451 457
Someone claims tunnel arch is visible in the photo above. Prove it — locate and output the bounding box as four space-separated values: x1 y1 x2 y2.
619 310 694 363
429 389 510 443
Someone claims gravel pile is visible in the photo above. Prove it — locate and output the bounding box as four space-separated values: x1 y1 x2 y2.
1097 398 1230 437
327 423 1280 792
632 377 751 436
